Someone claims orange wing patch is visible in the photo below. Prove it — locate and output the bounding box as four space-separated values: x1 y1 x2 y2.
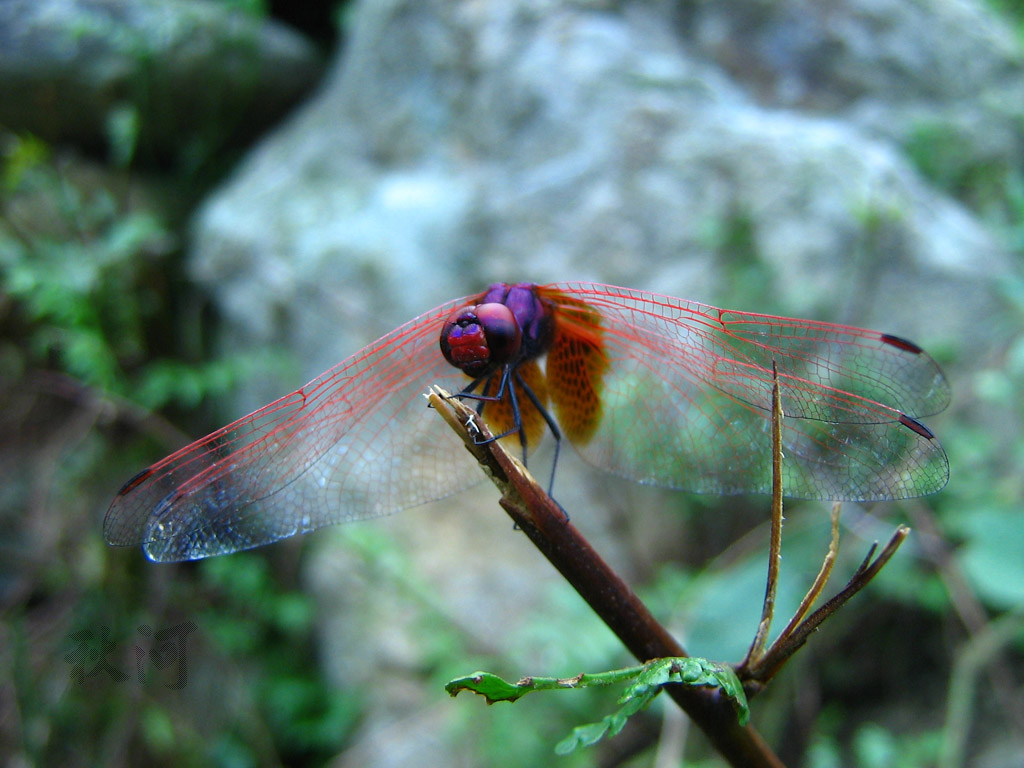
479 358 550 455
544 292 608 445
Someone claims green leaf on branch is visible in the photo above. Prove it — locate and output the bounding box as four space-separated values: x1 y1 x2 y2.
630 657 749 725
445 672 534 703
446 657 750 753
555 689 650 755
445 666 641 704
558 658 749 754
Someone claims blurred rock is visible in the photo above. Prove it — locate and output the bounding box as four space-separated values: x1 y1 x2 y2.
683 0 1024 169
192 0 1012 408
0 0 324 163
185 1 1020 763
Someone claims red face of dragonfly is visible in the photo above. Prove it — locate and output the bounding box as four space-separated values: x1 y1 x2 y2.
105 282 950 562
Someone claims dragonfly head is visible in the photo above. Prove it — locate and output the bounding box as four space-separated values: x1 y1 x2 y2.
440 303 522 378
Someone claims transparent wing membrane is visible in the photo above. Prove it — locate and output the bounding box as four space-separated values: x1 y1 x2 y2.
105 282 949 561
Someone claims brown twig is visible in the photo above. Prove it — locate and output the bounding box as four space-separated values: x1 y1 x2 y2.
741 525 909 687
733 364 909 693
774 503 842 642
427 387 785 768
743 362 785 667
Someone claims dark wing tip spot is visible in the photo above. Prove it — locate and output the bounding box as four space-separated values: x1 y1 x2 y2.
899 413 936 439
117 466 155 496
881 333 924 355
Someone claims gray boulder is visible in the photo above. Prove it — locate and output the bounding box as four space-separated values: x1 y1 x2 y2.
0 0 324 161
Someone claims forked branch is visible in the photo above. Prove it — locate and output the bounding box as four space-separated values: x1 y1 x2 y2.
735 366 910 691
429 372 910 763
427 387 784 768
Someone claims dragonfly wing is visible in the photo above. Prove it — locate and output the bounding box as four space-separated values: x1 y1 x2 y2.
704 313 950 421
104 296 479 562
542 283 949 501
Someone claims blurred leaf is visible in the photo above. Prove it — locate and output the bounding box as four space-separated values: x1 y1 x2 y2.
270 592 314 634
959 507 1024 609
209 734 258 768
854 723 898 768
853 722 942 768
134 351 287 410
212 0 269 16
141 704 176 754
0 160 173 392
806 736 843 768
106 103 141 168
1 132 50 191
61 326 121 390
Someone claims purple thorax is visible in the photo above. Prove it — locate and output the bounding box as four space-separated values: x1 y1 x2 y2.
480 283 554 362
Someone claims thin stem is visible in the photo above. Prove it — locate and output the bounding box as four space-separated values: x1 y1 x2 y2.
733 355 907 692
743 362 785 667
774 503 841 641
939 609 1024 768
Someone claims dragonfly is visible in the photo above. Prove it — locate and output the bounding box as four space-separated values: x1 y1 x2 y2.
105 282 950 562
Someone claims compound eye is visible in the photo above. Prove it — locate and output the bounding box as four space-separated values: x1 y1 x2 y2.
439 303 522 377
475 303 520 364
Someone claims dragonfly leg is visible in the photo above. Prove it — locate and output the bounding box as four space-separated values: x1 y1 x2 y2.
515 369 562 498
452 368 509 404
453 369 525 448
454 367 568 516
